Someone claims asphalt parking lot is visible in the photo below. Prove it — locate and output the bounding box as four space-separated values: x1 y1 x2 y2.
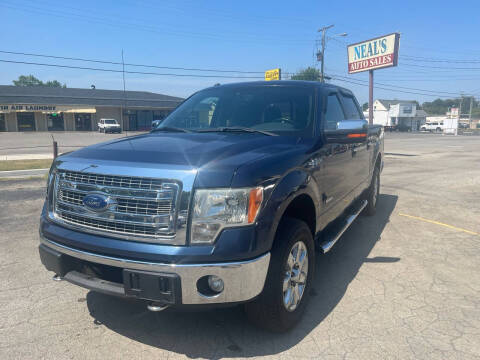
1 133 479 359
0 131 144 158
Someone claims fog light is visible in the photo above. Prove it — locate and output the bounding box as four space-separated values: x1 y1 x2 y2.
208 275 224 293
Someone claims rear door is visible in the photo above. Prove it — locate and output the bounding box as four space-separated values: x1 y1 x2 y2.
339 92 370 190
317 91 353 221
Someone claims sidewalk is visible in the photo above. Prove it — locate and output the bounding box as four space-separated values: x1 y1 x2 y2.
0 168 49 179
0 154 53 161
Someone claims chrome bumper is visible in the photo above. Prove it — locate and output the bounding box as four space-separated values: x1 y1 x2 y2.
40 236 270 305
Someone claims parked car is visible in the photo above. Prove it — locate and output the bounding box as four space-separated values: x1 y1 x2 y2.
152 119 162 129
39 81 384 332
458 122 470 129
420 122 443 132
394 123 411 132
98 118 121 133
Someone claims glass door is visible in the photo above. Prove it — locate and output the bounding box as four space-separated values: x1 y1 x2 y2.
75 113 92 131
17 112 36 131
0 114 6 131
47 113 64 131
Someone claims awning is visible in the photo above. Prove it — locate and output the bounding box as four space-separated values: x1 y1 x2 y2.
63 108 96 113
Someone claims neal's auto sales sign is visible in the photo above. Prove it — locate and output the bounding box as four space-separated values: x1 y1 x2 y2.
347 33 400 74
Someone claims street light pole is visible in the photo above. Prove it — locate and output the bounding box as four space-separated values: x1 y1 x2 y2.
317 26 347 83
318 25 334 83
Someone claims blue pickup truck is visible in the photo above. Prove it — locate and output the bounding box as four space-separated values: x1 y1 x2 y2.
39 81 383 332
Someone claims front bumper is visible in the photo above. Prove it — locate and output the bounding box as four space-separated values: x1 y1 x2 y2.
104 127 121 133
39 235 270 305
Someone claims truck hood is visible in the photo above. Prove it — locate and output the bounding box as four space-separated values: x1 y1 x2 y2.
63 132 311 187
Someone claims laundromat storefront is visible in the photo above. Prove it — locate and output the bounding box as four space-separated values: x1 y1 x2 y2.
0 104 96 132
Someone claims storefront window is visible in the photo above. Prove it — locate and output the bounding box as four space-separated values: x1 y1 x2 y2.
0 114 6 131
137 110 153 131
17 112 36 131
75 113 92 131
47 113 64 131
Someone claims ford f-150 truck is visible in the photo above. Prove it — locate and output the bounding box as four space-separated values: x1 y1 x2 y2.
39 81 384 332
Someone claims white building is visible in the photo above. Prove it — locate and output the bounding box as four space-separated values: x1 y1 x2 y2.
365 99 426 131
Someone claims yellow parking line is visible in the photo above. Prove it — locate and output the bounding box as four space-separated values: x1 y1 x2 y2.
399 213 479 236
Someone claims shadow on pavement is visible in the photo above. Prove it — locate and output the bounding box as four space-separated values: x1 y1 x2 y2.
86 193 398 358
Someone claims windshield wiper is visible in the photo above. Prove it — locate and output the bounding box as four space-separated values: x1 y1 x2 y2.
197 127 278 136
151 126 191 133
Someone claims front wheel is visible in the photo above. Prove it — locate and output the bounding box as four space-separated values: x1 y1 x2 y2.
245 217 315 332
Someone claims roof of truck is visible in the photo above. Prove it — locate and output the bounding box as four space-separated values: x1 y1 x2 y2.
209 80 355 94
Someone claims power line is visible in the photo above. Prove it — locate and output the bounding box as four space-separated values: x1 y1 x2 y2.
330 77 460 98
402 63 480 71
330 74 475 96
0 59 264 79
400 55 480 64
0 50 265 74
330 75 478 98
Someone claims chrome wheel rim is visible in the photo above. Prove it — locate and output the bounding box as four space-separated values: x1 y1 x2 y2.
283 241 309 312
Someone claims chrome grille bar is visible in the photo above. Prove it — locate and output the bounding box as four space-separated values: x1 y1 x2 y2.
52 169 181 243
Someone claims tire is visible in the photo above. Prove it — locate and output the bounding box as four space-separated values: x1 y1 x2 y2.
436 127 442 133
363 165 380 216
245 217 315 332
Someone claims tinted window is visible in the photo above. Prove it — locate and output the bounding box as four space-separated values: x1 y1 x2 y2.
324 94 345 130
160 86 314 135
105 120 117 124
341 95 362 119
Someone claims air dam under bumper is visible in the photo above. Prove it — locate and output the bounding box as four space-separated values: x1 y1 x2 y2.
39 236 270 305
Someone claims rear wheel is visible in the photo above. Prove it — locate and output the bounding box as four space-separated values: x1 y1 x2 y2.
363 165 380 216
245 217 315 332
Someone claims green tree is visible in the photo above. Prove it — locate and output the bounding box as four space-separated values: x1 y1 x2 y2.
421 97 477 116
13 75 66 88
362 102 369 111
290 67 321 81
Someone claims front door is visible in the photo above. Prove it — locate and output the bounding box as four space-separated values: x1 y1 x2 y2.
47 113 64 131
17 112 36 131
0 114 6 131
75 114 92 131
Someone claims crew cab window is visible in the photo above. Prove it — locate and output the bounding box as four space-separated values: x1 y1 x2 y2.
324 94 345 130
341 94 363 120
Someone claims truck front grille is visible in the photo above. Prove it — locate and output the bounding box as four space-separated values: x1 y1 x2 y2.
52 170 180 242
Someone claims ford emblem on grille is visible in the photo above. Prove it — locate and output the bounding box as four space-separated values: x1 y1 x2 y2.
82 193 113 212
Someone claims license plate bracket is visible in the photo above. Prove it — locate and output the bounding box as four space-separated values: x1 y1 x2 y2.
123 269 181 304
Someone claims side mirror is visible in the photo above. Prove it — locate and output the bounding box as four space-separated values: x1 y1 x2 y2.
324 119 368 144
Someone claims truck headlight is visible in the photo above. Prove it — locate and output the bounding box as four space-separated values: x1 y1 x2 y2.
190 187 263 244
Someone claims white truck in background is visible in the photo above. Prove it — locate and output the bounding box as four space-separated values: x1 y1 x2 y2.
420 121 444 132
421 117 458 134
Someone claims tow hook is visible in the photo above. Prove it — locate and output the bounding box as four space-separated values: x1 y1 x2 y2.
147 302 169 312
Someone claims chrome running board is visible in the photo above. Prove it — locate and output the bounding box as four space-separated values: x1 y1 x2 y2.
320 200 368 253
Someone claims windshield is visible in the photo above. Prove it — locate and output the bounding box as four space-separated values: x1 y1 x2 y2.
104 119 117 124
157 85 315 135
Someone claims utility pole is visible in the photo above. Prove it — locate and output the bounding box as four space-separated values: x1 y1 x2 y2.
318 25 334 83
121 50 127 134
469 96 473 128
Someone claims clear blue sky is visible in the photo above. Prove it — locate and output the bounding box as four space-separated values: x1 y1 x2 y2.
1 0 479 104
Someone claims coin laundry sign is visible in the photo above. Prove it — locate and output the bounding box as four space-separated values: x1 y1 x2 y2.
347 33 400 73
